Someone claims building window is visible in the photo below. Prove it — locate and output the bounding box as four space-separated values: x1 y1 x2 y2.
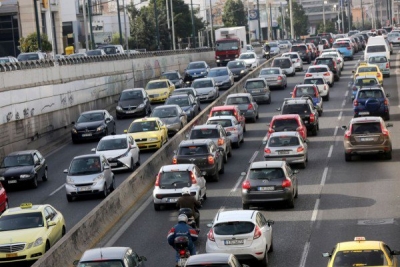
41 12 47 36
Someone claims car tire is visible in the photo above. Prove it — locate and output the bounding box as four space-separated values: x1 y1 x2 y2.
385 113 390 121
110 176 115 192
62 226 66 237
241 135 244 143
269 238 274 252
318 110 322 116
213 171 220 182
223 152 228 163
295 183 299 198
112 124 116 135
386 150 392 160
235 140 240 148
116 115 121 120
301 159 307 169
311 125 318 136
45 241 50 252
259 248 268 267
42 167 48 182
287 195 295 209
130 158 135 171
323 93 330 101
219 162 225 174
267 96 272 104
32 175 38 189
345 153 352 162
244 125 247 132
136 153 141 166
102 183 108 199
242 203 250 210
154 203 161 211
227 146 232 157
66 195 73 202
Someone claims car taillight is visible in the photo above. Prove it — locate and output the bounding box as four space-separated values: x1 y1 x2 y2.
179 250 186 256
352 86 358 91
253 225 262 239
248 103 254 110
305 73 312 77
282 178 292 188
377 73 381 78
155 173 161 186
242 180 251 189
344 130 351 140
330 38 333 43
323 72 330 76
381 124 389 136
296 58 300 62
264 148 271 154
218 138 224 145
386 62 390 68
353 99 358 106
277 75 283 80
333 61 337 68
384 99 388 106
190 171 197 184
207 229 215 241
338 59 342 63
297 146 304 152
208 155 215 165
310 113 315 123
172 157 177 164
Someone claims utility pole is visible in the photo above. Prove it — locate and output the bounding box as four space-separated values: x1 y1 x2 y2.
269 3 273 40
116 0 123 46
82 0 89 50
171 0 176 50
361 0 364 29
323 1 326 31
289 0 294 39
257 0 262 41
88 0 95 49
341 1 345 32
190 0 196 47
209 0 214 47
347 0 351 31
33 0 42 51
153 0 160 50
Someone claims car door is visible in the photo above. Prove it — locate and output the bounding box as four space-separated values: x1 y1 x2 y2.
219 126 229 152
286 164 297 193
0 182 7 213
129 136 139 164
232 117 243 138
157 119 168 138
142 89 150 110
103 111 112 133
101 155 113 186
188 95 197 116
194 166 206 197
44 206 61 244
33 153 44 178
250 95 258 114
257 212 272 248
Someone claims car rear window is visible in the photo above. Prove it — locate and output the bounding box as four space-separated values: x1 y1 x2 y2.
245 80 265 89
295 86 316 96
368 56 387 63
249 168 285 180
305 37 321 45
366 45 386 53
308 67 328 73
332 250 386 266
304 78 324 85
178 145 208 155
333 42 350 48
268 136 300 147
282 104 310 115
159 171 191 186
351 122 382 134
211 110 234 117
355 78 378 86
226 97 250 105
213 221 255 235
190 129 219 139
207 119 233 127
316 59 333 65
272 119 299 131
357 90 384 98
358 66 378 72
291 46 306 52
260 68 279 75
272 59 291 68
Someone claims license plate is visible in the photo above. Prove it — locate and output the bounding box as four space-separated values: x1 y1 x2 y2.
361 137 374 141
78 186 91 192
225 239 244 245
278 151 290 154
110 163 118 166
252 90 260 93
258 186 274 191
126 110 136 114
167 198 177 203
82 133 92 137
304 121 309 123
6 253 17 258
8 180 17 184
359 111 369 115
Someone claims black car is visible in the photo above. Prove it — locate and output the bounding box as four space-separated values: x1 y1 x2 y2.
314 57 340 81
0 150 48 189
173 139 224 181
290 44 311 64
115 88 152 119
183 61 210 83
171 87 201 111
161 70 184 88
71 110 116 143
278 97 320 136
165 94 199 121
226 60 249 81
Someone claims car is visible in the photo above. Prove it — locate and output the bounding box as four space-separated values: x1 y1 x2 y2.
91 134 140 171
348 30 360 36
282 52 304 71
305 64 334 86
367 55 390 77
206 209 274 265
291 84 323 115
278 40 292 49
305 43 317 60
0 203 66 264
278 97 320 136
98 44 124 54
238 52 259 69
332 41 354 60
161 70 184 88
68 53 88 58
303 77 330 101
264 131 308 168
115 88 152 119
184 61 210 83
17 52 46 61
145 79 175 103
271 57 295 76
225 93 259 122
207 67 234 90
387 31 400 45
258 67 287 89
322 237 400 267
353 62 383 85
342 116 393 161
86 49 106 56
305 36 322 49
313 56 341 81
0 182 8 214
320 50 344 71
72 109 116 143
150 105 187 135
226 60 250 81
267 114 308 141
124 117 169 150
171 87 201 110
73 247 147 267
290 44 311 64
172 139 224 181
245 44 255 52
318 32 335 46
320 39 330 49
0 56 18 63
165 94 199 122
206 115 244 148
353 86 390 120
349 75 380 100
241 160 298 208
0 150 48 189
153 164 207 210
187 124 233 163
185 253 247 267
64 154 115 201
268 41 281 56
209 105 246 132
243 78 271 104
192 78 219 102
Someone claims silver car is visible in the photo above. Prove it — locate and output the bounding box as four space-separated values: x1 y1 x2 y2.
150 104 187 135
64 154 115 202
207 67 234 90
206 115 244 148
263 131 308 168
244 78 272 104
258 67 287 89
387 32 400 46
192 78 219 102
225 93 259 122
282 52 304 71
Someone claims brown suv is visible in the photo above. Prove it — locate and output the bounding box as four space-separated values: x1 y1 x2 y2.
290 44 311 64
341 116 393 161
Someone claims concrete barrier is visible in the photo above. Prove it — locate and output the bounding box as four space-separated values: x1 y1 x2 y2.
32 56 274 267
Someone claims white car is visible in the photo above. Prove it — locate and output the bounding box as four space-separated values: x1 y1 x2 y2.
245 44 255 52
320 51 344 71
303 77 330 101
206 210 274 265
91 134 140 171
282 52 303 71
305 64 334 86
152 164 206 211
238 52 259 69
206 115 244 148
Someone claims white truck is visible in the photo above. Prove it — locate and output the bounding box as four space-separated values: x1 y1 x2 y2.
214 26 247 66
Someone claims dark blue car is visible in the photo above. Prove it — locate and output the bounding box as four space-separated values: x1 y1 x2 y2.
353 87 390 120
292 84 323 115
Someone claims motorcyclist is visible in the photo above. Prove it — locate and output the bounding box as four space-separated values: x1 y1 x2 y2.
167 214 198 266
263 42 271 59
176 187 201 227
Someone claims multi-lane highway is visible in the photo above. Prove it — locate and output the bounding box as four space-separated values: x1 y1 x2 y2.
8 48 400 267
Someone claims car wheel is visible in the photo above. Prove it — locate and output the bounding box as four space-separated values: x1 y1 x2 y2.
219 162 225 174
5 200 9 211
386 150 392 160
227 146 232 157
66 195 73 202
102 183 108 199
213 171 220 182
244 125 247 132
154 203 161 211
223 152 228 163
45 241 50 252
295 183 299 198
203 192 207 200
269 238 274 252
318 110 322 116
42 167 48 182
72 139 78 144
292 70 296 77
312 125 318 136
235 140 240 148
259 248 268 267
345 153 352 162
241 134 244 143
136 153 141 166
301 159 307 169
324 93 330 101
385 113 390 121
242 203 250 210
32 175 38 189
113 124 117 134
130 158 135 171
256 111 259 119
287 195 295 209
116 115 121 120
267 96 272 104
110 176 115 192
62 226 66 237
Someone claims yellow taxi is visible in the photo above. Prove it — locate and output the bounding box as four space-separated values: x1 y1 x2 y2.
322 236 400 267
145 79 175 103
353 62 384 85
124 117 168 150
0 203 66 263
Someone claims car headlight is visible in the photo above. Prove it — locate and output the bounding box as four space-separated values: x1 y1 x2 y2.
72 128 77 134
216 56 220 59
138 103 145 108
208 91 215 96
33 237 43 247
66 177 74 184
148 137 158 141
20 174 31 179
0 176 4 181
240 70 246 74
163 92 168 95
93 174 104 183
97 126 105 132
200 71 206 74
116 106 122 111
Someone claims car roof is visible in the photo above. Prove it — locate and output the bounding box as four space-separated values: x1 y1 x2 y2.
211 105 238 111
81 110 106 114
250 160 285 169
7 150 37 156
210 67 229 70
2 203 47 216
148 79 169 83
192 124 221 129
283 98 310 104
246 78 265 82
358 86 383 91
208 115 236 121
160 164 196 172
309 64 329 69
186 253 233 265
261 67 281 71
154 104 180 109
226 93 251 97
122 88 144 92
355 75 378 79
273 57 290 60
269 131 299 137
168 94 189 99
272 114 301 120
336 240 382 251
132 117 159 122
189 61 207 64
162 70 179 74
99 134 128 140
80 247 130 261
295 84 318 88
73 154 101 160
214 210 258 223
350 116 382 123
179 139 213 146
193 78 214 82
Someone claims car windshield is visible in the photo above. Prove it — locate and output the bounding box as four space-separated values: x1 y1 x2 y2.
159 171 191 186
246 81 265 89
174 89 194 96
355 78 378 86
249 168 285 180
291 46 306 52
308 67 328 73
295 86 316 97
226 97 250 105
272 59 291 68
215 41 239 51
0 58 10 63
86 50 102 56
304 78 324 85
357 90 384 99
272 119 299 131
1 154 34 167
366 45 386 53
69 157 102 175
268 136 300 147
178 145 208 155
260 69 279 75
17 53 39 61
190 129 219 139
213 221 255 235
316 59 332 65
77 260 124 267
227 61 245 68
165 97 190 107
211 110 234 117
207 119 233 127
187 62 206 69
332 250 386 267
97 138 127 151
120 90 143 100
152 107 178 118
192 80 213 88
0 212 44 231
269 43 278 47
102 46 117 54
162 73 179 80
239 53 255 59
127 121 159 133
351 122 382 134
77 113 104 123
283 53 298 59
146 81 168 90
208 69 228 77
282 104 310 115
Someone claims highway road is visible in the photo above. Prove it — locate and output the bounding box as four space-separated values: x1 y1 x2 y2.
7 48 400 267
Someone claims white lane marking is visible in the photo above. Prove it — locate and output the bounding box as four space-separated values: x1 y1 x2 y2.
333 126 338 136
232 175 245 192
327 145 333 158
341 99 346 107
311 199 320 222
299 241 311 267
338 111 343 121
345 90 349 97
249 151 259 164
262 134 268 144
105 196 153 246
49 184 65 196
320 167 328 186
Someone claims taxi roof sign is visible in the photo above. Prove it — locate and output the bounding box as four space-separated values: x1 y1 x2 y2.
354 237 366 241
20 203 33 209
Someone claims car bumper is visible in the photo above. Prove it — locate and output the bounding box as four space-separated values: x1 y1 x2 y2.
1 176 35 186
107 158 131 171
71 130 106 142
153 191 200 205
198 94 217 102
344 143 391 155
228 133 240 143
252 94 270 103
65 181 105 196
215 81 231 89
266 80 285 88
166 124 182 134
199 165 219 177
242 189 293 204
0 243 46 263
148 95 169 103
116 108 146 117
136 140 163 150
264 154 306 164
354 109 389 117
205 238 266 261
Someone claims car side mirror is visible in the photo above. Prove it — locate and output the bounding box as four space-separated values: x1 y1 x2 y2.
124 129 128 133
386 93 390 97
185 134 189 139
105 118 111 122
173 150 177 154
386 123 393 128
276 107 281 111
71 121 75 125
73 260 79 265
241 171 246 176
91 148 96 152
206 223 213 228
341 125 347 130
391 250 400 255
140 256 148 262
267 219 274 226
352 70 355 73
63 169 68 173
48 221 57 227
226 132 232 136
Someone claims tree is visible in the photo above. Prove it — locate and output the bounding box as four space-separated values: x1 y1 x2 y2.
111 33 125 46
317 20 336 34
222 0 247 27
19 32 52 52
291 1 308 38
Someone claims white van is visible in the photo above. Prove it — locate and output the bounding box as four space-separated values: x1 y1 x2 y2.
365 36 390 60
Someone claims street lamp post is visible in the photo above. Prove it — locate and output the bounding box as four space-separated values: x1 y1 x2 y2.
33 0 42 51
116 0 123 46
257 0 262 41
153 0 160 50
323 0 326 31
189 1 196 48
289 0 294 39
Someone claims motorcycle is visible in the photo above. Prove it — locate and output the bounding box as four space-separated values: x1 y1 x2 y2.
184 80 192 87
263 50 271 60
178 208 200 234
174 236 191 267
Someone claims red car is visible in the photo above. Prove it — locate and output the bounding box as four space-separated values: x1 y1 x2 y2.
209 105 246 132
0 182 8 214
267 114 308 141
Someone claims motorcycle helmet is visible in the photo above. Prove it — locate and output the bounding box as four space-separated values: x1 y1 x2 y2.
181 187 191 195
178 214 188 223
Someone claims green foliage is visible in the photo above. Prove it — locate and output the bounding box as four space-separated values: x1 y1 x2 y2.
222 0 247 27
317 20 336 34
111 33 125 46
19 32 52 52
291 1 308 38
